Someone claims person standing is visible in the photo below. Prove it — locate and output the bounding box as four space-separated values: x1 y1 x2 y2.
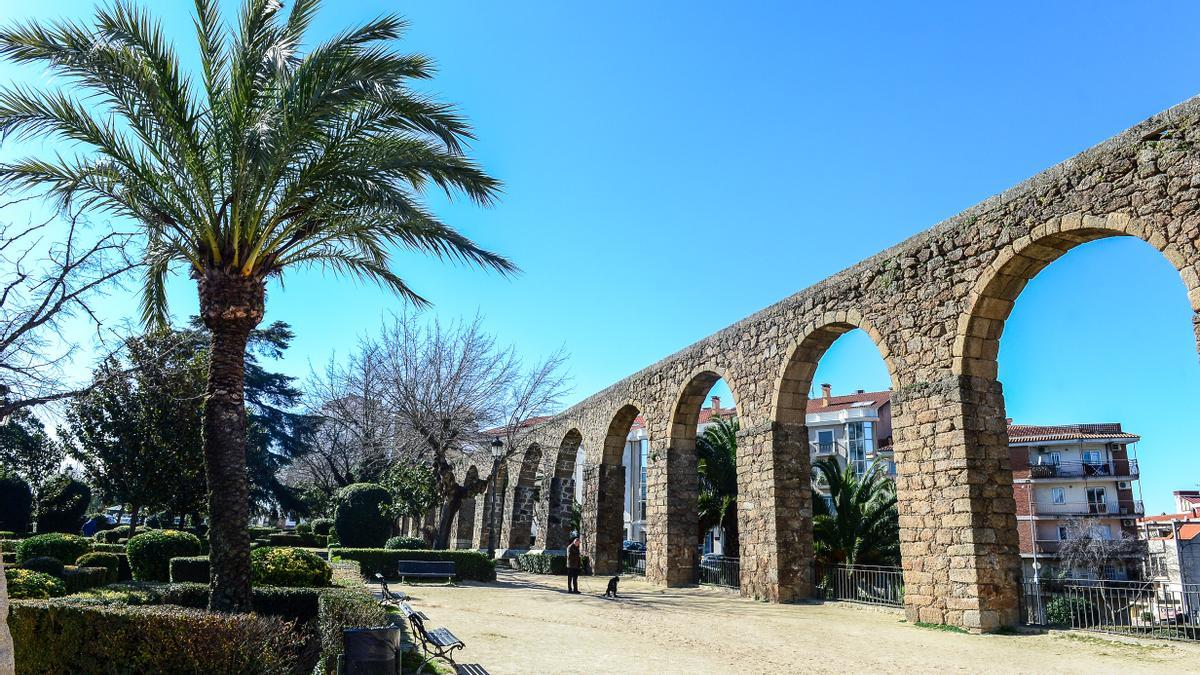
566 535 582 594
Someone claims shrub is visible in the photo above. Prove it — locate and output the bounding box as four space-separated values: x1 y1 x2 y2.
16 532 91 564
6 568 67 599
267 532 306 547
311 518 334 536
317 588 389 673
0 472 33 533
127 529 202 581
170 556 210 583
61 565 111 594
89 542 127 553
69 581 325 622
335 549 496 582
96 525 145 543
77 552 121 584
8 599 311 673
20 556 65 577
249 526 277 539
514 552 589 575
385 536 426 550
0 539 19 552
295 522 312 534
1044 595 1093 627
333 483 392 548
251 547 332 587
35 474 91 533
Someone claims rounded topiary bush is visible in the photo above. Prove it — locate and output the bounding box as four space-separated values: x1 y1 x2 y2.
250 546 332 587
127 529 202 581
333 483 392 548
96 524 145 543
384 536 426 550
34 474 91 533
76 551 121 583
294 522 312 534
19 556 65 577
310 518 333 536
0 472 33 533
16 533 91 564
5 568 67 599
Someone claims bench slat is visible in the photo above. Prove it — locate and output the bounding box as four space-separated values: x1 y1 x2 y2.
428 628 461 647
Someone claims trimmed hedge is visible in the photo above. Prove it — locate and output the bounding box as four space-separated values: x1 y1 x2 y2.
76 552 121 584
316 588 389 674
384 536 426 550
19 556 65 577
251 547 332 587
61 565 111 594
249 526 277 539
514 552 590 575
16 532 91 564
127 529 202 581
6 568 67 599
310 518 334 536
89 542 127 553
170 556 210 583
267 532 306 547
333 483 392 548
335 549 496 582
9 599 311 673
95 525 146 543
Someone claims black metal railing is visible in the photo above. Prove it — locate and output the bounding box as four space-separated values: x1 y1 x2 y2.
1024 459 1139 479
620 550 646 575
1021 579 1200 641
814 564 904 608
696 557 740 589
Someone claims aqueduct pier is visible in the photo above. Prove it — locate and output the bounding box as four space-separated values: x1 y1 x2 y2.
456 96 1200 632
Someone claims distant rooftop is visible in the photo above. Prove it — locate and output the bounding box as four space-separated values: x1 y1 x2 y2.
1007 423 1140 444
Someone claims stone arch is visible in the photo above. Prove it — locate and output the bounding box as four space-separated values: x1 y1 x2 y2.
454 466 480 549
601 402 645 466
955 212 1200 380
650 366 747 585
544 429 583 550
773 312 900 426
502 443 543 551
583 402 645 574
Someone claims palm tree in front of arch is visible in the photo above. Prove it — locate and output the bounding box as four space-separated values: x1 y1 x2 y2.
0 0 512 611
811 456 899 568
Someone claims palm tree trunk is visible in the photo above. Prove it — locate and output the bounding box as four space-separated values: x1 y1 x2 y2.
199 271 264 613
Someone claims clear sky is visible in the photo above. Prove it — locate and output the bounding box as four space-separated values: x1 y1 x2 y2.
0 1 1198 514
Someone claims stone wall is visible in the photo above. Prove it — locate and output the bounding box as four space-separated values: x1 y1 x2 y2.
490 95 1200 632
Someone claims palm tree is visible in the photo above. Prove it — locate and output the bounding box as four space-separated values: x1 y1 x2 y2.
697 416 738 555
0 0 512 611
811 456 899 568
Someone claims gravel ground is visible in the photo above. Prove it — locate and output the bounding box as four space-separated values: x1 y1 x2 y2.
383 570 1200 674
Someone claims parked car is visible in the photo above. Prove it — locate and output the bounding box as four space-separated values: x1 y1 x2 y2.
622 540 646 552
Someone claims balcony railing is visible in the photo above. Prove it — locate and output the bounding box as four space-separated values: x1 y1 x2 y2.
812 441 839 456
1030 500 1144 517
1021 459 1139 480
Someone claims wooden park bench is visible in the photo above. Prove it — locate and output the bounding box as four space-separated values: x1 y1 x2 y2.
399 601 465 673
396 559 456 583
374 573 409 602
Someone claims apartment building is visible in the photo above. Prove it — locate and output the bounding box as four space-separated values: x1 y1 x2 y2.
1140 491 1200 614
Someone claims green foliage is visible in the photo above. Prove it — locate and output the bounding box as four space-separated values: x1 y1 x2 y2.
96 525 144 543
16 532 91 564
127 529 202 581
515 552 591 575
77 552 121 583
0 409 64 499
335 548 496 582
295 522 312 534
70 580 324 622
7 599 310 673
385 536 426 550
61 565 112 594
267 532 306 547
89 542 127 553
317 588 389 673
697 416 739 552
812 457 900 567
34 474 91 533
170 556 210 583
251 546 332 587
0 469 33 533
5 568 66 599
334 483 393 548
1045 595 1093 627
310 518 334 536
19 556 64 577
381 462 440 519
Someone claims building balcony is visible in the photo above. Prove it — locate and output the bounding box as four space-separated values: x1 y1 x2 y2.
1028 500 1144 517
1017 459 1138 480
812 441 839 456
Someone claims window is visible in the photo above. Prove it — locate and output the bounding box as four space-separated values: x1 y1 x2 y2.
847 422 872 474
816 429 834 454
1087 487 1107 513
1050 487 1066 505
1037 451 1060 466
1082 450 1102 465
638 440 648 520
1057 525 1069 540
1090 524 1112 540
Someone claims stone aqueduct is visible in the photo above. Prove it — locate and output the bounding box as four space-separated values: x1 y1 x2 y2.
412 97 1200 632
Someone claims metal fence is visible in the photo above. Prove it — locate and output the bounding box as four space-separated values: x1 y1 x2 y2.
620 550 646 575
813 564 905 608
1021 579 1200 641
696 557 740 589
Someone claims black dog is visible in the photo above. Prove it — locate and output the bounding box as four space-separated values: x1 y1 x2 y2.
604 575 620 598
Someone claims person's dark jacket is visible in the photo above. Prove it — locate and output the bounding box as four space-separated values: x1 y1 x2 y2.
566 541 581 569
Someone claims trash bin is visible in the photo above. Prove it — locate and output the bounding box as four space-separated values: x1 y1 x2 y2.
342 626 401 674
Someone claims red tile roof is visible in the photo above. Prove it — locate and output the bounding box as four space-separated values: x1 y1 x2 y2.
1181 524 1200 541
1007 423 1140 443
806 390 891 414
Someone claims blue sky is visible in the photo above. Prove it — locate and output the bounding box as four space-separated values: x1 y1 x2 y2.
0 1 1197 513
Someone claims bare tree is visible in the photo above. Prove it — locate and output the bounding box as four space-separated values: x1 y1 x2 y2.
372 312 569 548
0 209 136 420
1056 517 1144 581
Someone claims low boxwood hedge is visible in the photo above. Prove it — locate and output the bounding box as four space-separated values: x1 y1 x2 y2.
8 599 310 673
251 547 332 587
127 530 202 581
76 552 121 584
384 536 426 550
89 542 127 553
513 552 592 575
20 556 65 577
61 565 111 594
334 549 496 582
15 532 91 564
315 588 390 673
6 568 67 599
169 556 210 583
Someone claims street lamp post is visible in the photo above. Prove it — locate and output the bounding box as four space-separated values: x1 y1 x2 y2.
487 438 504 560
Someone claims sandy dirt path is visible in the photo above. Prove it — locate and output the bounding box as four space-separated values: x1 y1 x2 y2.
386 571 1200 674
